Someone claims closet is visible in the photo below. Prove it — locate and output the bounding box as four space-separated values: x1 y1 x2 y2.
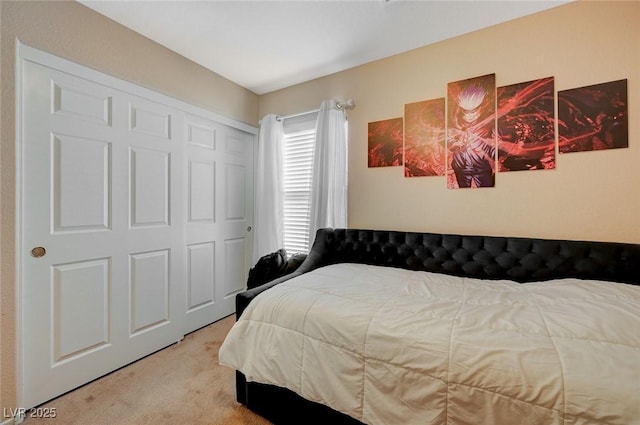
18 44 255 408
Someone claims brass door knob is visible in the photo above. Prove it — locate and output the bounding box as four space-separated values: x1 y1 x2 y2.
31 247 46 258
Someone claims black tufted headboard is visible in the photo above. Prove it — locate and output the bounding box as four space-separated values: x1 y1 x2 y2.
237 228 640 318
309 228 640 283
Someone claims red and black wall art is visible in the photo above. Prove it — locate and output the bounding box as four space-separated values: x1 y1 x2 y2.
368 117 403 167
366 75 628 189
446 74 496 189
497 77 556 171
558 79 628 153
404 98 446 177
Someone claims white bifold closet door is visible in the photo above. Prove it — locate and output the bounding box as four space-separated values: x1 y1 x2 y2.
19 47 254 409
183 113 255 332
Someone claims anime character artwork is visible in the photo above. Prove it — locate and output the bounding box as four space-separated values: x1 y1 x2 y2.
404 98 446 177
497 77 556 171
446 74 496 189
558 79 628 153
368 118 403 167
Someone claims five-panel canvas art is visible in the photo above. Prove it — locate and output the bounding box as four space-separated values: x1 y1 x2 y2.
367 76 628 189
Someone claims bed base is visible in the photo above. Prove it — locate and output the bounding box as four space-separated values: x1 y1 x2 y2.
237 372 363 425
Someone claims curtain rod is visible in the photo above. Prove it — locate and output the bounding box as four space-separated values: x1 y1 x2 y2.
276 109 319 122
275 99 356 122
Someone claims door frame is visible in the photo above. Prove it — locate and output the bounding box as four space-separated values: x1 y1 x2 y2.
15 41 257 409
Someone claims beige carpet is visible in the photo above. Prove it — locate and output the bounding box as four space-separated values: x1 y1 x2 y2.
23 315 272 425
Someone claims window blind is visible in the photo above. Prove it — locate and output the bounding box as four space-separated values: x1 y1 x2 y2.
282 113 317 255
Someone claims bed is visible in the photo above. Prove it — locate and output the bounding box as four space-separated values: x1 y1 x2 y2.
219 228 640 425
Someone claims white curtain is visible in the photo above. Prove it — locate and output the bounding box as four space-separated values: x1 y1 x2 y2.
252 114 284 264
308 100 348 245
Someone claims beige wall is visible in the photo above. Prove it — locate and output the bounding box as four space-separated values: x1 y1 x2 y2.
261 1 640 243
0 0 258 413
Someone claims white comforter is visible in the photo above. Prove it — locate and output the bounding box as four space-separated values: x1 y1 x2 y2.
219 263 640 425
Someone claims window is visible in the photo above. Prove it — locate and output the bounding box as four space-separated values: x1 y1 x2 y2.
282 112 317 255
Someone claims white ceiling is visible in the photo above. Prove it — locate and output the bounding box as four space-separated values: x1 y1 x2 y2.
79 0 570 95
